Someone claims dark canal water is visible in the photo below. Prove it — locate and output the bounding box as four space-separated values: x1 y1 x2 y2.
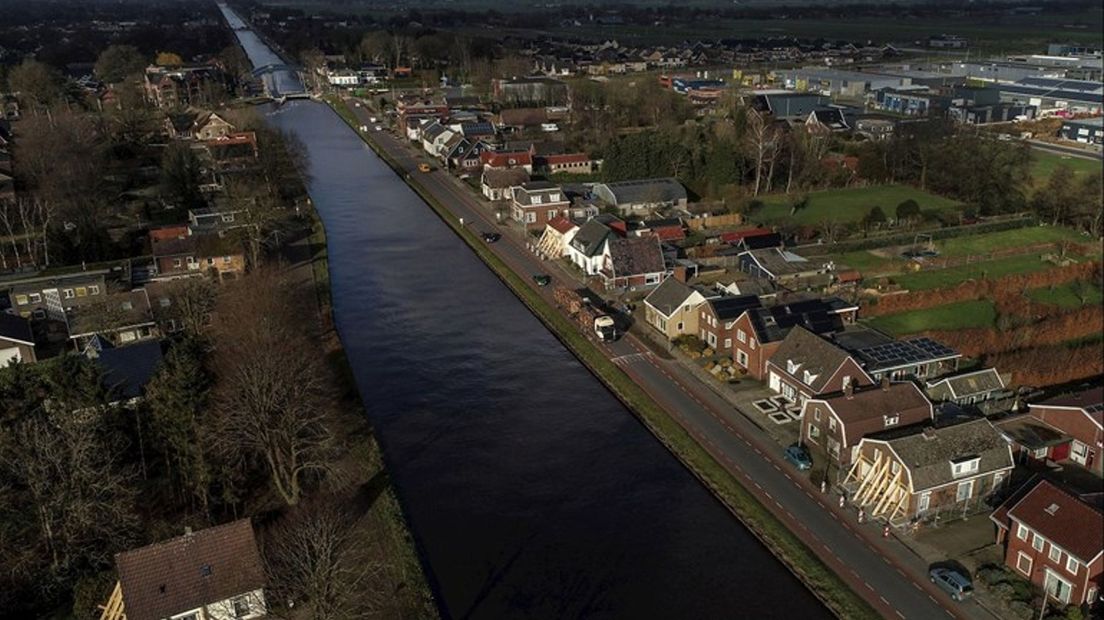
220 6 832 619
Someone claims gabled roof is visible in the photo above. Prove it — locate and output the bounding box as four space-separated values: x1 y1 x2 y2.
879 419 1013 493
1030 386 1104 428
770 326 863 393
741 247 817 278
93 340 164 400
926 368 1005 400
705 295 762 322
815 382 933 445
481 167 530 189
569 218 613 257
605 236 665 278
116 519 265 620
480 150 532 168
598 178 686 205
546 216 577 235
644 276 698 317
999 479 1104 564
0 312 34 346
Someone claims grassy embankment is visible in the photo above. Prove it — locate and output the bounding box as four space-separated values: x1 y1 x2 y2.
297 113 437 618
326 95 881 620
1030 150 1103 189
754 184 962 225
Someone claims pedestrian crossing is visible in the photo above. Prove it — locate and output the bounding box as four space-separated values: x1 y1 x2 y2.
611 352 651 367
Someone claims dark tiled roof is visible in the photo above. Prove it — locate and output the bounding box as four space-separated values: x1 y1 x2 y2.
600 178 686 205
817 382 932 441
481 168 530 189
707 295 762 321
885 419 1013 492
645 276 696 316
570 218 613 257
1032 386 1104 418
994 413 1070 450
116 519 265 620
770 326 858 393
927 368 1005 400
1004 479 1104 563
0 312 34 345
606 236 665 278
749 302 844 345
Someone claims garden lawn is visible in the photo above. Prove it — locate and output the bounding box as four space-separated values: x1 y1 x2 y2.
867 300 998 336
754 185 961 225
1027 281 1104 309
934 225 1086 257
828 250 902 274
1030 150 1102 189
894 254 1053 291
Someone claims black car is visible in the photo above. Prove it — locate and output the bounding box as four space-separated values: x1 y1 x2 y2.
533 274 552 287
482 231 501 243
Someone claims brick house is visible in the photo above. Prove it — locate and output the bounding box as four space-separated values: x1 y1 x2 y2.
801 380 934 469
510 182 569 231
481 150 533 173
643 275 711 341
764 326 873 405
599 235 667 290
991 478 1103 607
150 230 246 281
997 387 1103 477
844 419 1014 525
697 295 762 353
730 297 853 380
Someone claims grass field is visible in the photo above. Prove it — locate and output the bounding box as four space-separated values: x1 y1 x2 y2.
1030 151 1103 188
893 254 1054 290
753 185 961 225
868 300 998 336
934 226 1087 257
1027 281 1104 309
828 250 901 274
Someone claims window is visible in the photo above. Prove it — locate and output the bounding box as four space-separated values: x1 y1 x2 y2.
525 212 536 224
207 258 215 265
1049 545 1062 563
750 338 756 350
1016 523 1029 541
64 289 75 299
29 292 42 303
737 329 747 343
76 287 87 297
14 294 28 305
723 338 731 349
676 322 684 331
951 457 980 477
802 369 818 385
174 258 183 268
1066 555 1078 575
828 417 837 432
222 214 235 223
813 408 821 422
918 492 931 513
232 596 251 618
89 285 100 295
787 359 800 374
1032 533 1044 552
884 414 900 427
121 301 133 311
531 195 542 204
1016 552 1032 576
223 256 232 264
891 461 900 474
736 350 748 368
807 424 820 443
955 480 973 502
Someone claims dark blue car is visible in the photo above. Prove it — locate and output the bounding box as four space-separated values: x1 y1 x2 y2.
784 444 813 471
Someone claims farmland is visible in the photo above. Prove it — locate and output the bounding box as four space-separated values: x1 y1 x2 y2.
867 300 998 336
893 254 1055 291
1027 281 1104 309
753 185 961 225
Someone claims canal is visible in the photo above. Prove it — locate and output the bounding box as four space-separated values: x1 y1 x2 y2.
219 5 832 618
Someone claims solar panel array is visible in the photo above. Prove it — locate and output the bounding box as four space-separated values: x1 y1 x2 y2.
856 337 958 370
1086 402 1104 414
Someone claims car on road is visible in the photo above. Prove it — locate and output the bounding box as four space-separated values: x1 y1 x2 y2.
533 274 552 287
482 232 501 243
418 163 432 173
375 125 383 131
929 568 973 602
783 444 813 470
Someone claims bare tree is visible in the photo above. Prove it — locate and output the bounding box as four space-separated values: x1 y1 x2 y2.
744 109 775 196
262 500 382 620
210 268 336 506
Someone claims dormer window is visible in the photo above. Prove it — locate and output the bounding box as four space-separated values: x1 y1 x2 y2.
884 414 900 427
787 359 801 374
550 193 561 202
532 195 542 204
802 369 818 386
950 456 980 477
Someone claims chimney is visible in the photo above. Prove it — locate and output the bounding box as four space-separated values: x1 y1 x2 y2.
673 265 688 283
880 376 891 391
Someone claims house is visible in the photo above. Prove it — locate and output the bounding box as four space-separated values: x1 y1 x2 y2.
738 247 828 284
6 272 111 321
0 312 36 364
193 112 236 141
534 216 578 259
833 330 961 382
480 150 533 173
806 108 850 133
66 288 158 349
720 228 782 251
164 111 201 140
536 153 599 175
990 478 1103 607
592 178 688 215
633 218 685 243
1059 117 1103 145
102 519 266 620
926 368 1007 406
451 138 492 172
481 168 530 201
144 64 226 109
843 419 1014 525
765 326 873 405
997 387 1103 476
199 132 259 177
697 295 763 352
599 235 667 290
150 230 246 281
801 380 934 469
188 207 248 235
510 182 569 231
643 275 711 340
564 217 615 275
730 296 857 379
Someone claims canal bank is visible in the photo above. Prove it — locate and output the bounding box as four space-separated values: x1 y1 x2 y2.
325 97 879 620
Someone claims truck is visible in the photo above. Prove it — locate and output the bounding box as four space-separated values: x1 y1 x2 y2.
594 315 618 341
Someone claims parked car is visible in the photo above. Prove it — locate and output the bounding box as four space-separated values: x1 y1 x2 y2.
482 232 501 243
533 274 552 287
929 568 973 602
418 163 432 173
784 444 812 470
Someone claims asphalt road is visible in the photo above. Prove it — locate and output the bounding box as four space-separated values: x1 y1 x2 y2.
344 98 1001 620
1026 138 1103 161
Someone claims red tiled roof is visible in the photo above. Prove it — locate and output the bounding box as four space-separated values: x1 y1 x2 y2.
720 227 773 244
653 226 686 242
480 150 532 168
546 216 576 234
1031 386 1104 429
1004 479 1104 563
116 519 265 620
542 153 590 165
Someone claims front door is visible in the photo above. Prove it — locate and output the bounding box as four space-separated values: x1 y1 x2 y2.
769 371 781 393
1045 570 1072 604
